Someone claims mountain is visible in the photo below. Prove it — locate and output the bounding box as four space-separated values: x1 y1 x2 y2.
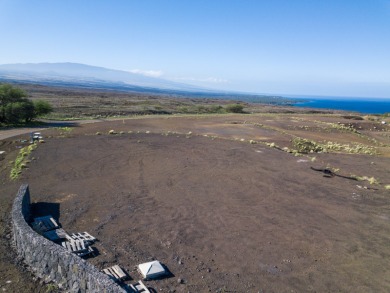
0 62 209 94
0 62 294 104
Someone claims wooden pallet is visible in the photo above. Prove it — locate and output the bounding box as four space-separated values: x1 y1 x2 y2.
43 228 68 242
61 239 94 257
130 280 150 293
102 265 128 281
61 239 88 253
31 216 59 233
76 246 94 258
68 232 96 244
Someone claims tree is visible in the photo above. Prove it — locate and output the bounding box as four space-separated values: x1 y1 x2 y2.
34 100 53 117
0 84 53 124
3 101 35 123
0 84 27 106
225 103 245 113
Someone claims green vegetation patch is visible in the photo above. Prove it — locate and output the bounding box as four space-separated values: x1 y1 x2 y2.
10 143 37 180
322 141 377 155
176 103 246 114
292 137 377 155
351 175 379 185
292 138 324 153
329 122 359 133
56 126 73 134
225 104 245 113
176 105 225 114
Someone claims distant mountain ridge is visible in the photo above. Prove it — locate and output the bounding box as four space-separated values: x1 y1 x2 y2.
0 62 208 93
0 62 294 105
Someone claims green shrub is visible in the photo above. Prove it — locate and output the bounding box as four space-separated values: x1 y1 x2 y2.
177 106 189 113
225 104 244 113
292 138 324 153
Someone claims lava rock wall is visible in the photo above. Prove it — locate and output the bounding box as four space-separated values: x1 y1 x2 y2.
11 184 126 292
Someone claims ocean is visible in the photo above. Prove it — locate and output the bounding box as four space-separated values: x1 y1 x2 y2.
289 96 390 114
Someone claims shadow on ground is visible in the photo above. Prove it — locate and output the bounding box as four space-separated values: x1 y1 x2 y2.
31 201 60 223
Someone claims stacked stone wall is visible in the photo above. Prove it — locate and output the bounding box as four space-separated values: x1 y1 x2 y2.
12 184 126 292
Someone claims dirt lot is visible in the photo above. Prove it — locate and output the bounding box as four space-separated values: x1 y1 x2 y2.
1 113 390 292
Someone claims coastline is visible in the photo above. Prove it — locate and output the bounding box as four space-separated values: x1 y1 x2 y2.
290 98 390 114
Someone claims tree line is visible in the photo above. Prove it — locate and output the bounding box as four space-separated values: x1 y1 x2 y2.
0 84 53 125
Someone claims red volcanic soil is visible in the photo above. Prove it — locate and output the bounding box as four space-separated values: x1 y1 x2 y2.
1 115 390 292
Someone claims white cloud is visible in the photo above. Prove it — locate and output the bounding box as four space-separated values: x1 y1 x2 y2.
172 76 228 84
127 69 163 78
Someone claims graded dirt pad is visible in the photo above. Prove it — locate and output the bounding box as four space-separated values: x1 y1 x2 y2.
1 115 390 292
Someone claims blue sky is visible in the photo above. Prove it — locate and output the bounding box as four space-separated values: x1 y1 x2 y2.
1 0 390 98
